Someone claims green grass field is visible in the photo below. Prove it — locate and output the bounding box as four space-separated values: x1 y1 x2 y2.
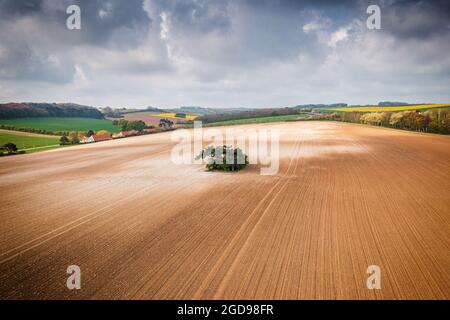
201 114 310 127
0 132 60 152
0 117 119 133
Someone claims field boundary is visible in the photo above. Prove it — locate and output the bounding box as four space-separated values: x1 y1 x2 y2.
326 120 450 138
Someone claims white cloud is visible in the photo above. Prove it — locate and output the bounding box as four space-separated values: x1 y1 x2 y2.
74 65 87 82
302 14 331 34
159 12 170 41
99 3 114 19
303 22 323 34
329 27 349 47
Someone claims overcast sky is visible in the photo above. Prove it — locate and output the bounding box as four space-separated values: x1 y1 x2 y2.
0 0 449 108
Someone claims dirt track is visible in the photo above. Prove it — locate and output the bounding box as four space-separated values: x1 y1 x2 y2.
0 121 449 299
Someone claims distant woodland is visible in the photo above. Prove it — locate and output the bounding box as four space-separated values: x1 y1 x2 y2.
0 103 104 119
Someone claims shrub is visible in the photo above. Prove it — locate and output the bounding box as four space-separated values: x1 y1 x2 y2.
96 130 110 136
116 119 146 132
59 135 69 145
1 142 18 154
126 120 146 131
68 131 80 144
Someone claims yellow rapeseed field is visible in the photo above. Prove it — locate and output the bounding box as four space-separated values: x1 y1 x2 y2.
152 112 198 121
326 104 450 112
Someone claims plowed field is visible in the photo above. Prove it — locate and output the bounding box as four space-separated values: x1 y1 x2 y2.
0 122 448 299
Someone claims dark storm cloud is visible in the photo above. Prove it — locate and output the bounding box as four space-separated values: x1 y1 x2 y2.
0 0 152 82
1 0 448 43
0 42 74 83
379 0 450 40
149 0 357 34
0 0 151 45
149 0 230 33
70 0 152 44
148 0 318 67
242 0 356 9
0 0 44 18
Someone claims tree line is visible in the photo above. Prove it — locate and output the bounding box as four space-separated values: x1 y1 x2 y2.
0 103 104 119
331 108 450 134
197 107 299 123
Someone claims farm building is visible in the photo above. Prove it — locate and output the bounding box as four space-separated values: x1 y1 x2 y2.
92 133 112 142
80 136 95 144
112 128 155 139
112 132 125 139
143 128 156 134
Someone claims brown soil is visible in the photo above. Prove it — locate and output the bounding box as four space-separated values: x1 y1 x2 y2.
0 121 448 299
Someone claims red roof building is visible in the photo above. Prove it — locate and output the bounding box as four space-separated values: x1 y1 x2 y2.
143 128 156 133
92 133 112 142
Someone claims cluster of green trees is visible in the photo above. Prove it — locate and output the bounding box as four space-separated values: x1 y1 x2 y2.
0 143 19 156
113 119 146 132
334 109 450 134
60 131 85 145
195 145 249 172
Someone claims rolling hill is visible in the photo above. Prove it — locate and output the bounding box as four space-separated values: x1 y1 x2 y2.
0 103 104 119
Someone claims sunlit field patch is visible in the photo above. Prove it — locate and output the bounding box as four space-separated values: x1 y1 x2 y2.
152 113 198 121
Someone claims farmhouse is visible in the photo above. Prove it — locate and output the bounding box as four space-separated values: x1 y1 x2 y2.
111 128 155 140
112 132 125 139
112 131 140 139
92 133 112 142
143 128 156 134
80 136 94 144
124 130 138 137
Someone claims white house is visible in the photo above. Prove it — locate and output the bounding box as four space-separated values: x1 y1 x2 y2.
80 136 95 144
